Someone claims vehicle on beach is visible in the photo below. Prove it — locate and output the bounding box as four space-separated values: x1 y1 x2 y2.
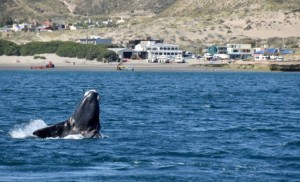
158 55 170 63
30 61 55 69
204 53 213 60
117 63 134 71
148 56 158 63
174 54 186 63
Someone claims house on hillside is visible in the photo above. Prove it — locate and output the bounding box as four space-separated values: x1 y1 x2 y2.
102 19 113 25
78 37 112 45
12 23 32 32
253 48 287 61
281 49 295 54
128 39 163 49
35 26 53 32
56 24 66 30
207 45 227 55
207 45 229 59
116 17 125 24
12 24 22 32
0 26 12 32
227 44 252 59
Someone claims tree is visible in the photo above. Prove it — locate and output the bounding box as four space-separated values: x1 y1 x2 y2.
0 16 13 27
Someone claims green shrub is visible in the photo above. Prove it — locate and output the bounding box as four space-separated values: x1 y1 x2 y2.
20 41 63 56
0 39 20 56
33 55 46 59
56 42 78 58
97 50 119 62
0 39 119 61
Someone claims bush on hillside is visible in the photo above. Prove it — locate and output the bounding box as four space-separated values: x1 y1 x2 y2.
0 39 120 61
56 42 79 58
97 50 119 62
0 39 20 56
20 41 63 56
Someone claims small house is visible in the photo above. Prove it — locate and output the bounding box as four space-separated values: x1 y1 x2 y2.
78 38 112 45
253 48 281 61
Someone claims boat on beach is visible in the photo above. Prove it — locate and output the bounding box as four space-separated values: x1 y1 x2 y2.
30 61 55 69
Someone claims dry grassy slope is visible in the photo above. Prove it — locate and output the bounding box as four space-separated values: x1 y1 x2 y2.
71 0 176 15
2 0 69 20
2 0 300 19
2 0 177 21
160 0 300 17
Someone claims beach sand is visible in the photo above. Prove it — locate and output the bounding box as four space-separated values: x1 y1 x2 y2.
0 54 219 72
0 54 299 72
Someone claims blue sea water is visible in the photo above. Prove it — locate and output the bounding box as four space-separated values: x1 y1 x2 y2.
0 70 299 181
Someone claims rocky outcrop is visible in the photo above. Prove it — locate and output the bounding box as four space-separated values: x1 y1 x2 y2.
270 64 300 72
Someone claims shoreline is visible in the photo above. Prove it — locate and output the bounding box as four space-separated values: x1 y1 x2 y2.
0 54 299 72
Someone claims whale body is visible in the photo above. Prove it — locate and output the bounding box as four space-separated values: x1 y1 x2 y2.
33 90 101 138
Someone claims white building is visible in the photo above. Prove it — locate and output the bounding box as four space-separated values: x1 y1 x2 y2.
69 25 77 30
227 44 252 54
116 17 125 24
227 44 252 59
135 42 182 61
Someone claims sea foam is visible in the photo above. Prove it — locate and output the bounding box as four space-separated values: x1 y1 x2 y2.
10 119 48 139
10 120 101 140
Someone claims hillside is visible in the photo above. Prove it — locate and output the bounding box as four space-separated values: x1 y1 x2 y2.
1 0 177 21
1 0 300 50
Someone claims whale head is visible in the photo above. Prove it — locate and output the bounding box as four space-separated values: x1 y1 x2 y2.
71 90 100 137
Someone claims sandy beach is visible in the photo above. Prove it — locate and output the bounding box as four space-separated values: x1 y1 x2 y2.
0 54 299 72
0 54 221 72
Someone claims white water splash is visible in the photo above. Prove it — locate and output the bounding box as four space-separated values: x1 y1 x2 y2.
10 120 104 140
63 134 84 140
10 119 48 139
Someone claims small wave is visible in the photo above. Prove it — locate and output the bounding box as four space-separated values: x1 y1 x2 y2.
201 104 212 108
10 119 48 139
284 140 300 147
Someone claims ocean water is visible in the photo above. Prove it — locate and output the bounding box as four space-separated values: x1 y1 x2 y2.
0 70 299 181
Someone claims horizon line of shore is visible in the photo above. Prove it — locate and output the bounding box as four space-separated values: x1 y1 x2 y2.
0 54 300 72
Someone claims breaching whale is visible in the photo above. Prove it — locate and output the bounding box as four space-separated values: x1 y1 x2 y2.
33 90 101 138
